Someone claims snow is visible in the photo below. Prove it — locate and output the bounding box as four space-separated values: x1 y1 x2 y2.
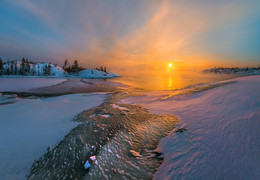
122 75 260 179
79 69 120 79
111 104 129 111
0 93 106 179
0 78 66 92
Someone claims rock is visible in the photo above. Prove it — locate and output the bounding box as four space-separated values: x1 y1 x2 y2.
175 127 187 133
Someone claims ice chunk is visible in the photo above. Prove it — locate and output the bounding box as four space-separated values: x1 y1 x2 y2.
84 161 91 169
100 114 110 118
111 104 129 111
90 156 96 161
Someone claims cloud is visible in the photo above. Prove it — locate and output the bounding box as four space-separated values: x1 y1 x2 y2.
1 0 260 70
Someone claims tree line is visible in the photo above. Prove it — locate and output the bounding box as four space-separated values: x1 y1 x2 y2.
0 57 110 76
0 58 57 76
62 59 108 74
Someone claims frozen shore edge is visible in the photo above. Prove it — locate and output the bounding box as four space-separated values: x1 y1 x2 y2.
122 75 260 179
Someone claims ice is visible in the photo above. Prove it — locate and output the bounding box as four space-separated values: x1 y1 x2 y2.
100 114 110 118
110 104 129 111
90 156 96 161
122 75 260 179
84 161 91 169
0 93 106 179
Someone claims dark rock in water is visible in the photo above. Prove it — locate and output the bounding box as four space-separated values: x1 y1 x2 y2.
176 127 187 133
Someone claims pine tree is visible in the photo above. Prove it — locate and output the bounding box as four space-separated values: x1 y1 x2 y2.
37 65 40 76
43 64 51 76
31 64 36 76
24 59 31 75
10 61 14 75
48 64 51 76
14 61 18 75
20 58 26 75
63 59 68 69
6 59 10 75
72 60 79 73
43 64 48 76
0 58 3 75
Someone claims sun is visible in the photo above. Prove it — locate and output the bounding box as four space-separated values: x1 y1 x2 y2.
168 63 172 68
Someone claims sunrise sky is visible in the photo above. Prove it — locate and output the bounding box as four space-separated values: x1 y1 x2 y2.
0 0 260 73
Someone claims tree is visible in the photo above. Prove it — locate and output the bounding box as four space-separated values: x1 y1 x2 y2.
24 59 31 75
14 61 18 75
0 58 3 75
43 64 48 76
72 60 79 73
43 64 51 76
6 59 10 75
63 59 68 69
31 64 36 76
10 61 14 75
37 64 40 76
20 58 26 75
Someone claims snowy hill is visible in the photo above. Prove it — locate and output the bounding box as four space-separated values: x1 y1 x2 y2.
1 60 66 77
0 60 121 78
203 67 260 75
79 69 120 79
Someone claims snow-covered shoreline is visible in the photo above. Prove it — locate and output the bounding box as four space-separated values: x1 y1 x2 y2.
0 93 107 180
122 75 260 179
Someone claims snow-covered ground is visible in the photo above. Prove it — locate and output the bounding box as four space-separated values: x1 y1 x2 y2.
0 93 106 179
0 78 66 92
79 69 120 79
122 75 260 179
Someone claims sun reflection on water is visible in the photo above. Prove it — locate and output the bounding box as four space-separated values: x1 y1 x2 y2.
168 76 172 90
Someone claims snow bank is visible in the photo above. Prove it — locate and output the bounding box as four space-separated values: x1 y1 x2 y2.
79 69 120 79
0 93 106 179
122 75 260 179
0 78 66 92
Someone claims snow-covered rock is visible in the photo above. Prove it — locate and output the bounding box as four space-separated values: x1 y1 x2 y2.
79 69 120 79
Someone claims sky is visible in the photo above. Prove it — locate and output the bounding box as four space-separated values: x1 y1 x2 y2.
0 0 260 73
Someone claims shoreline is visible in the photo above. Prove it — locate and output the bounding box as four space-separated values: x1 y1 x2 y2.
122 75 260 179
1 75 259 179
